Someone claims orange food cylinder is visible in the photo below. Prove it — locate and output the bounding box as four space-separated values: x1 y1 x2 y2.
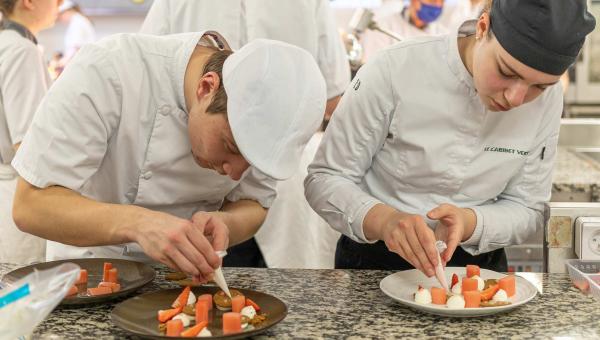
87 286 112 296
103 262 112 282
461 277 478 294
76 269 88 284
430 287 447 305
107 268 118 283
195 300 210 324
166 319 184 337
463 290 481 308
466 265 480 278
222 312 242 335
67 285 78 296
231 295 246 313
498 275 516 297
198 294 213 311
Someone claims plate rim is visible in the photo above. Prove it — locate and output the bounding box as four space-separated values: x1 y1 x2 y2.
379 268 538 317
1 258 156 305
110 286 289 340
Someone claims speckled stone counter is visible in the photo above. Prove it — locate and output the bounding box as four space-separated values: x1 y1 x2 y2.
1 263 599 339
553 147 600 201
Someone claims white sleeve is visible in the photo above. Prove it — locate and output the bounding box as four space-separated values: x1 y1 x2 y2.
462 85 563 255
139 0 171 35
0 42 49 145
315 0 351 99
305 52 395 243
12 44 122 190
226 167 278 208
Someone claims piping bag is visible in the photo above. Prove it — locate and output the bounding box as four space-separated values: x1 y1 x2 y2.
212 250 231 298
434 240 449 292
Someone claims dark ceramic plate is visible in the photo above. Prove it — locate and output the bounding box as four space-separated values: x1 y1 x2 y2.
1 258 155 305
111 286 288 339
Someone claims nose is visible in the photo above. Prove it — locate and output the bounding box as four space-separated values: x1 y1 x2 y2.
504 81 528 108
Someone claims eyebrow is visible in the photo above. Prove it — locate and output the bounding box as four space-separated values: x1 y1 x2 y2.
497 55 559 86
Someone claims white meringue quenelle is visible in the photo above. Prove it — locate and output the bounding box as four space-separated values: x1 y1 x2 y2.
414 287 432 305
446 294 466 309
492 289 509 302
451 281 462 295
197 327 212 337
187 291 197 306
471 275 485 291
173 313 193 327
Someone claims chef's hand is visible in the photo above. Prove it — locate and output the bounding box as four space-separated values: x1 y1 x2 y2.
427 203 476 265
133 210 226 279
190 211 230 283
379 212 439 277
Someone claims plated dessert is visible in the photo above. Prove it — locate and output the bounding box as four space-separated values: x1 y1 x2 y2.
413 264 516 309
66 262 121 298
156 286 268 337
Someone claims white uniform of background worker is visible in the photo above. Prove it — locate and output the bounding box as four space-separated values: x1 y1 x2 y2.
0 0 62 264
140 0 350 268
12 30 326 280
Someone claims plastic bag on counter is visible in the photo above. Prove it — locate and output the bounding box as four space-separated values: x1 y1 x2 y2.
0 262 80 340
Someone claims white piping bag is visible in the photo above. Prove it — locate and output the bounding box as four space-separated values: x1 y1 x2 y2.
212 250 231 298
434 240 449 292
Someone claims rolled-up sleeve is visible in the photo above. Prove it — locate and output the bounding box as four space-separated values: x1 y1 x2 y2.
12 44 122 190
226 167 278 209
315 0 351 99
462 85 563 255
305 52 395 243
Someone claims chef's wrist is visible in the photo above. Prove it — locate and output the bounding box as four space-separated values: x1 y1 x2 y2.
119 205 152 243
460 208 477 242
363 204 400 241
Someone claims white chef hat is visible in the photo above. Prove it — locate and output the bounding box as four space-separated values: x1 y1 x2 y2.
59 0 76 12
223 39 326 180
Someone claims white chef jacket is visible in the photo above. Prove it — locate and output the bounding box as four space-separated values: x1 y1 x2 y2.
140 0 350 268
0 27 49 264
305 22 563 256
12 31 278 261
360 7 448 62
63 12 96 61
139 0 350 100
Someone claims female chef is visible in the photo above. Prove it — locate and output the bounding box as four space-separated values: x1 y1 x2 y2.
305 0 596 275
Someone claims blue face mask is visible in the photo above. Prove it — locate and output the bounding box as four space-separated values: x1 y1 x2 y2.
416 2 443 23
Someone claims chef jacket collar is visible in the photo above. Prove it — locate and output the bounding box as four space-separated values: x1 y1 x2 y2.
0 19 37 44
446 20 477 97
173 31 231 114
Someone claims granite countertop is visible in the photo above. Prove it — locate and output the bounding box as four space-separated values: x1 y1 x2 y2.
1 263 599 339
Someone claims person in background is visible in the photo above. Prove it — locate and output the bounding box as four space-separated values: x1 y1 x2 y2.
0 0 62 264
11 30 326 281
306 0 596 275
140 0 350 269
58 0 95 64
360 0 447 62
438 0 484 32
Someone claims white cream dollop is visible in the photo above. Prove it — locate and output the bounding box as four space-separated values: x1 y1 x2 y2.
451 281 462 295
197 327 212 337
414 288 432 305
173 313 192 327
471 275 485 291
241 305 257 319
446 294 466 309
187 291 196 306
492 289 509 302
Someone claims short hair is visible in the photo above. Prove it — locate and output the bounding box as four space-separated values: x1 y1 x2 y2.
202 48 233 114
0 0 17 16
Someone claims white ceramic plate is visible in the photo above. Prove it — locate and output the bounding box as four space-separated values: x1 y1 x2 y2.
380 267 538 317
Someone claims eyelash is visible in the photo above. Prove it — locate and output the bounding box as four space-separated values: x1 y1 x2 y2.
498 66 548 91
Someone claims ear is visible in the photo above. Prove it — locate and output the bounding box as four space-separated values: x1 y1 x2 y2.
475 12 491 39
196 71 221 101
21 0 35 10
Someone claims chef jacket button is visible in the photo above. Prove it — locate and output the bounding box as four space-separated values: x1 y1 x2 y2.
142 171 153 180
160 105 170 116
